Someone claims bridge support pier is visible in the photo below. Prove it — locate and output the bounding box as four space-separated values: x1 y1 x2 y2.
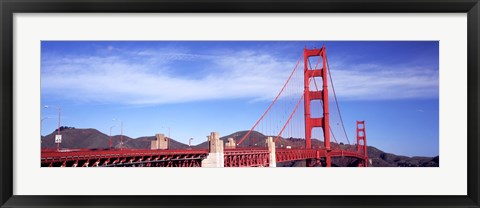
306 159 315 167
311 155 331 167
201 132 224 167
225 137 236 149
151 133 168 150
326 155 331 167
266 137 276 167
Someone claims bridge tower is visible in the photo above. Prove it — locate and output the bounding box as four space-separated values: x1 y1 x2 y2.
356 120 368 167
304 46 331 167
304 46 330 151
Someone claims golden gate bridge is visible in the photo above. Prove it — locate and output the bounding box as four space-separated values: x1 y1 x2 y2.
41 46 369 167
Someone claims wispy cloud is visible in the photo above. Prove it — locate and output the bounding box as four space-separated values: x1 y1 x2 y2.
329 65 438 100
42 48 292 105
41 46 438 105
416 109 425 113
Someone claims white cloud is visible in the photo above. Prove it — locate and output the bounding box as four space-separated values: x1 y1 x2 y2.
41 48 438 105
42 50 292 105
328 64 438 100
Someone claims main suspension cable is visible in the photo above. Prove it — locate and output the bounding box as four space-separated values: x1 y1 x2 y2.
237 55 303 145
326 53 351 145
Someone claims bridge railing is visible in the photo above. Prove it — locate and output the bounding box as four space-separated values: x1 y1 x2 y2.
41 147 367 167
224 148 269 155
41 149 209 163
276 149 317 162
224 149 270 167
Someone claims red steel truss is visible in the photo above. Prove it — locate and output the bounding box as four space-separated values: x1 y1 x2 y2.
276 149 317 162
41 149 208 167
41 147 368 167
224 148 270 167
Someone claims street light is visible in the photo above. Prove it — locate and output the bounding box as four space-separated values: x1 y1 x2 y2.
40 116 50 133
40 116 50 145
113 119 124 150
109 125 116 149
189 138 194 147
161 126 171 150
161 126 170 138
44 105 61 151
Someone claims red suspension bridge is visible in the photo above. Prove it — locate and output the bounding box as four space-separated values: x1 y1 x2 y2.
41 46 369 167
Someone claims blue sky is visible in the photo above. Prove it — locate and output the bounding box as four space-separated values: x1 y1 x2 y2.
41 41 439 157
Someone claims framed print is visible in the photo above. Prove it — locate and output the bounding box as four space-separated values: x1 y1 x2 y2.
1 0 479 207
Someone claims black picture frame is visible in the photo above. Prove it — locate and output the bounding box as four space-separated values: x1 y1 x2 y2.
1 0 479 207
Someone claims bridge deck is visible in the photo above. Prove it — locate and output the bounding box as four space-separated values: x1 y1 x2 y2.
41 148 366 167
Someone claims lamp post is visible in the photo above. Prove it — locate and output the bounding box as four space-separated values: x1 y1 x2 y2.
120 120 123 150
113 119 124 149
40 116 50 145
109 125 116 149
44 105 61 151
40 116 50 133
162 126 171 149
161 126 170 138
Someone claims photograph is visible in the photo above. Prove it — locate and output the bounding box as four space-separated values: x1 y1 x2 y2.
2 1 477 206
40 41 439 168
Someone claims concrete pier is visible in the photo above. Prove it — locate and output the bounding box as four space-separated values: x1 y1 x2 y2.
266 137 276 167
201 132 224 167
150 133 168 150
225 137 236 149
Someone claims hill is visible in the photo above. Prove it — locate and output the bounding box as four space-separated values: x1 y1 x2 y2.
41 127 189 150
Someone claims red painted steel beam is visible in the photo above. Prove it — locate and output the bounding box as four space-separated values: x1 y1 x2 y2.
41 149 210 167
276 148 366 163
304 46 330 153
41 147 367 167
